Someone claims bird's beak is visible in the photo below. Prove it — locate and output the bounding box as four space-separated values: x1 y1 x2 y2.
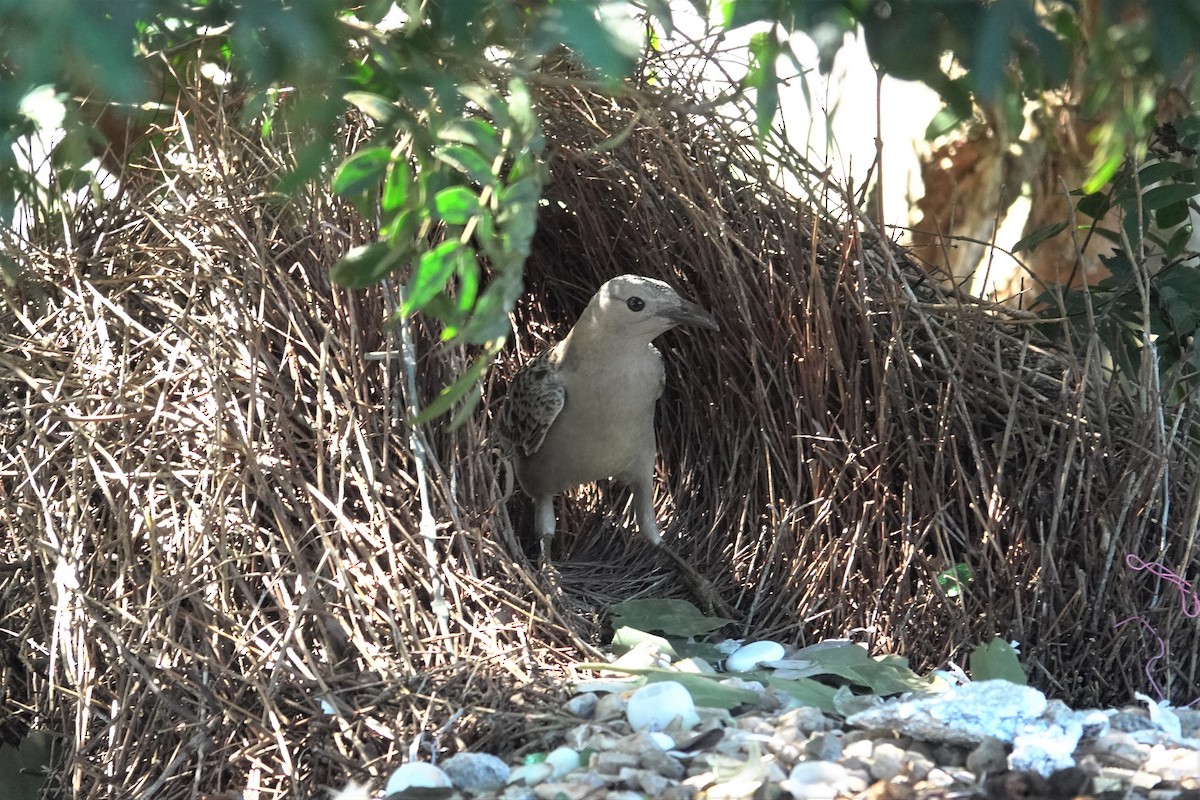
663 299 720 332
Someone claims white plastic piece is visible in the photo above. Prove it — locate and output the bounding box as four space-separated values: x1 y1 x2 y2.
725 640 786 672
507 762 554 785
544 746 581 778
384 762 452 795
626 681 700 732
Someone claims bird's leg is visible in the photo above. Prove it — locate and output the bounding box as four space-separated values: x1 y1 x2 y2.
629 475 735 619
629 475 662 546
533 495 557 566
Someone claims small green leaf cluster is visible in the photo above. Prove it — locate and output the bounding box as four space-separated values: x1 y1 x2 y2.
330 76 546 423
720 0 1072 141
935 562 973 598
1035 120 1200 387
969 638 1027 685
720 1 1199 188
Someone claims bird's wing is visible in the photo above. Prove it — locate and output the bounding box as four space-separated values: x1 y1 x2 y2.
651 344 666 399
499 349 565 456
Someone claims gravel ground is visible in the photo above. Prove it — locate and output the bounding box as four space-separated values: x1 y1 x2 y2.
364 673 1200 800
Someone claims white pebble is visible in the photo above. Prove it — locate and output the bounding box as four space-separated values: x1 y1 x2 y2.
507 762 554 786
626 681 700 732
781 761 856 800
544 746 581 778
384 762 452 794
725 640 786 672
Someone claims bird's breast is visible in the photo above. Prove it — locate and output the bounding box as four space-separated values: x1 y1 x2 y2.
515 350 664 496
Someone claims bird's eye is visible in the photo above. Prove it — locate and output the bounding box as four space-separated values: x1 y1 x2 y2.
627 296 645 312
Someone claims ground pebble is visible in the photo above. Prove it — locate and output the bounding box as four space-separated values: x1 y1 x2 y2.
593 692 627 722
639 746 687 779
441 753 510 792
593 750 640 774
966 736 1009 775
639 770 673 795
779 705 834 735
869 742 908 781
842 738 874 760
782 760 864 799
906 750 935 781
564 693 598 719
500 786 534 800
805 731 845 761
428 660 1200 800
931 742 967 767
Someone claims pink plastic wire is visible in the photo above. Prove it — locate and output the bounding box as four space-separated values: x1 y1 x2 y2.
1115 553 1200 706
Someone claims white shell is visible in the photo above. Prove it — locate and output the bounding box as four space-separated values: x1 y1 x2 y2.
507 762 554 785
544 746 581 778
384 762 452 794
725 640 786 672
625 681 700 732
648 732 676 750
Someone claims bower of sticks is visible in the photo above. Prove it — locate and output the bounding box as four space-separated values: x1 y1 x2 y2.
3 56 1200 800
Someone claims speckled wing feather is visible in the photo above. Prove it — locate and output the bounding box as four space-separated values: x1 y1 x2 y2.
499 349 565 457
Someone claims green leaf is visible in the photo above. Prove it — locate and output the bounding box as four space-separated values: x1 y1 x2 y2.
551 0 640 81
747 30 781 137
381 159 412 213
1156 201 1191 231
1076 192 1111 219
461 275 522 344
926 104 970 140
459 85 512 129
332 147 391 197
721 0 778 29
968 638 1027 684
644 0 675 34
1012 220 1069 253
439 118 502 163
330 242 402 288
581 665 763 710
433 186 482 224
436 144 495 184
612 625 679 657
507 78 540 145
1138 160 1192 186
403 241 467 316
1157 268 1200 332
455 253 480 311
611 598 733 637
1084 148 1125 194
449 381 485 429
1164 223 1195 260
935 563 973 597
791 642 934 695
1142 183 1200 211
0 730 53 800
344 91 397 123
763 675 840 714
971 0 1017 101
496 174 543 211
381 208 421 244
411 342 505 424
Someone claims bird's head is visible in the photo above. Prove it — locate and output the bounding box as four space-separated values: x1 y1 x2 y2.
583 274 720 341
